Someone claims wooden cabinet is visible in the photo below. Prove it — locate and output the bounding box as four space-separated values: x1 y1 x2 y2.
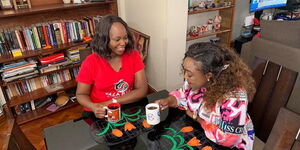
0 1 118 125
187 0 235 47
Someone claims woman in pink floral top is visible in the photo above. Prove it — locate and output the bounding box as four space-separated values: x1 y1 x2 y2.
156 42 256 150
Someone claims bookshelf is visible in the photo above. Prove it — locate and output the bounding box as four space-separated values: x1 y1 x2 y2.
187 0 235 47
0 0 118 125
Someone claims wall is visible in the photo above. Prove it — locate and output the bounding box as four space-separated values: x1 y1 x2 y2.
232 0 251 40
119 0 187 91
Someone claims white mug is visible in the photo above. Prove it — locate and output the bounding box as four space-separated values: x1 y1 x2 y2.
145 103 160 125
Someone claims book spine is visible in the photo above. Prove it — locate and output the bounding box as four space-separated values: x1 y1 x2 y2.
58 23 65 44
29 28 38 50
42 25 50 46
65 22 71 43
33 27 41 49
46 24 54 46
26 29 35 50
37 26 46 47
50 24 57 46
61 21 68 43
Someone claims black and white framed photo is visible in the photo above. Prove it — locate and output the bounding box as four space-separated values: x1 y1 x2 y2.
0 0 14 9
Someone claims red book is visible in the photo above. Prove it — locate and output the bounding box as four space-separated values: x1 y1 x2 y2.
42 25 51 47
61 21 68 44
39 53 65 65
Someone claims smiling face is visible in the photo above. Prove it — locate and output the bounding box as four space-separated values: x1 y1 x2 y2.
108 22 129 57
182 57 211 91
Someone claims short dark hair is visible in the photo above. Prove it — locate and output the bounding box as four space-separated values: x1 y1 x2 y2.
91 15 134 59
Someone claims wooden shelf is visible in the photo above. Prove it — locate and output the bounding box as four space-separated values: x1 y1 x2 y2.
0 1 116 19
0 40 90 64
16 101 78 125
188 5 234 15
186 27 231 41
0 63 81 87
8 80 77 107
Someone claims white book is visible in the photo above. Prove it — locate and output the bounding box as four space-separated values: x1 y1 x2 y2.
30 100 36 110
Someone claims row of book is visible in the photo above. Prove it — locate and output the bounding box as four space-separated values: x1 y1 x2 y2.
65 44 88 62
5 67 79 99
0 16 102 56
13 96 54 115
0 59 39 83
12 89 77 116
0 44 87 83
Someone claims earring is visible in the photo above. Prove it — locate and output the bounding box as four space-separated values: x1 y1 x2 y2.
207 78 210 82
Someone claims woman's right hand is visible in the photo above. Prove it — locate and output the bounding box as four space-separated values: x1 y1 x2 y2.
92 103 106 118
155 98 170 111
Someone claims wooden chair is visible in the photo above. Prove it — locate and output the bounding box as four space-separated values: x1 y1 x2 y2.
79 48 92 62
249 57 298 142
264 107 300 150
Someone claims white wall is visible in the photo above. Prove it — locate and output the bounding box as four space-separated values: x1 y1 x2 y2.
232 0 251 40
119 0 187 91
165 1 188 90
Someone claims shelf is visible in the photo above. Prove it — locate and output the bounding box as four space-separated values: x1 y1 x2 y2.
0 1 116 19
8 80 77 107
188 5 234 15
16 101 78 125
0 63 81 87
186 27 231 41
0 40 90 64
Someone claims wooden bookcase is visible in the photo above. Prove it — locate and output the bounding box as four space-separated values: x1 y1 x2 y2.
187 0 235 47
0 0 118 125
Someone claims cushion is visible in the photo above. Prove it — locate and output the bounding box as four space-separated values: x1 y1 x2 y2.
260 20 300 48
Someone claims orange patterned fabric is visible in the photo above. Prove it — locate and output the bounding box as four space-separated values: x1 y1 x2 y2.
202 146 212 150
142 120 151 128
187 137 201 146
180 126 193 132
112 129 123 137
124 122 136 131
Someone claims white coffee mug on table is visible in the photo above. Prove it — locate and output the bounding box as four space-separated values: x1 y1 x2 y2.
145 103 160 125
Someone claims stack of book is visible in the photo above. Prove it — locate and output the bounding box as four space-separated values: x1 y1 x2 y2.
39 53 72 73
65 44 89 64
0 59 38 83
0 16 104 56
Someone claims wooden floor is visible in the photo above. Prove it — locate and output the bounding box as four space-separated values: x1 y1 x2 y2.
20 104 83 150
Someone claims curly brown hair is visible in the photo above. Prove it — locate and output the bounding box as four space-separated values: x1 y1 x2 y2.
185 42 256 110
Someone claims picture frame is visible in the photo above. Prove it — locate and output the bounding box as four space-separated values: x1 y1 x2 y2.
129 28 150 61
12 0 31 10
0 0 14 9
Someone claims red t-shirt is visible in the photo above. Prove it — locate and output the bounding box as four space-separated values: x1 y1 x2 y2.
76 50 144 111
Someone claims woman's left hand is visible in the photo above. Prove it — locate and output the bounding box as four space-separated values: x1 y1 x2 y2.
186 109 194 119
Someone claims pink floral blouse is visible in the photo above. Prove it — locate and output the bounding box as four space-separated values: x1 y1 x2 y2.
169 81 255 150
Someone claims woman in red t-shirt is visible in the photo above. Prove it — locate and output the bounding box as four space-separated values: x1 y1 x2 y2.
76 15 148 119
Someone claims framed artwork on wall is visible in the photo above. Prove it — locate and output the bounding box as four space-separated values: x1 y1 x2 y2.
12 0 31 10
130 28 150 61
0 0 14 9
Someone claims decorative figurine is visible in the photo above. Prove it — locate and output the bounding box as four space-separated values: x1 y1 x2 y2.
214 15 222 31
202 24 208 32
197 25 204 34
207 18 214 31
189 26 198 37
211 3 216 8
199 1 206 9
214 15 222 23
